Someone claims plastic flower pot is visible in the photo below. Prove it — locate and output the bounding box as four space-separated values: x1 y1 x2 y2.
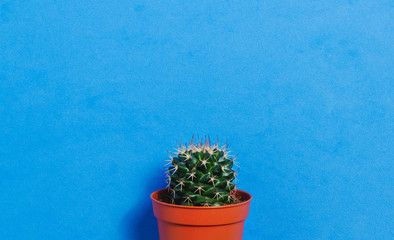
151 188 252 240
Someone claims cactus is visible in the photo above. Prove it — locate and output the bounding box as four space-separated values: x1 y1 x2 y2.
164 137 239 207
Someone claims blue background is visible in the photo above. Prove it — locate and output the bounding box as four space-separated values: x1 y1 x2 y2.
1 1 393 239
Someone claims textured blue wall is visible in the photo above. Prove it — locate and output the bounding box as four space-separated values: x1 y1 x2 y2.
1 1 393 239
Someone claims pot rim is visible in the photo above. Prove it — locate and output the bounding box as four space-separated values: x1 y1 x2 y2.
150 188 252 209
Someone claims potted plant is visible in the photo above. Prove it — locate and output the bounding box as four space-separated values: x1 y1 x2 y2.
150 137 252 240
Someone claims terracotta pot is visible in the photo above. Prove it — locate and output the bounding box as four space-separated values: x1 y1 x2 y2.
150 188 252 240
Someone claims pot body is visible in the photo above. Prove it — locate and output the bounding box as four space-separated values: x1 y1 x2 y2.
151 189 252 240
156 219 245 240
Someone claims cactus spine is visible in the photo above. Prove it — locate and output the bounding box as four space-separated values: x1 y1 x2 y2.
164 137 239 207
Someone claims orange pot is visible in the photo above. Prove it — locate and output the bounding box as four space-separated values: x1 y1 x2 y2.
151 189 252 240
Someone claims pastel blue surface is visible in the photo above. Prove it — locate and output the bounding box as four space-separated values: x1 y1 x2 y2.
1 1 393 239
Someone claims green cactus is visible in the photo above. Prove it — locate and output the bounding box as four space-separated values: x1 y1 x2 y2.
164 137 239 207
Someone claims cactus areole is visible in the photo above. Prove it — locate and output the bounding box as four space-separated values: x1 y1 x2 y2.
150 137 252 240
